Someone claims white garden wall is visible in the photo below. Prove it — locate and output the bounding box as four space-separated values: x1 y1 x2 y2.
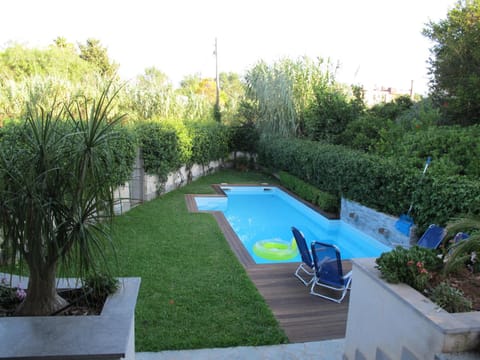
113 151 225 214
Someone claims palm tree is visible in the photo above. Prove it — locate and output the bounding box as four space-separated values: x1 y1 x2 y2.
445 215 480 275
0 84 126 316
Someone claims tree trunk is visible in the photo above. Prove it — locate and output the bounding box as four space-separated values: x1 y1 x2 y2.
15 262 68 316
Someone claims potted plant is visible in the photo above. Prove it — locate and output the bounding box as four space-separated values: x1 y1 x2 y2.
0 84 140 359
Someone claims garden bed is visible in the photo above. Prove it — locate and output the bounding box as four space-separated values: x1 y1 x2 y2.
0 277 140 360
429 268 480 311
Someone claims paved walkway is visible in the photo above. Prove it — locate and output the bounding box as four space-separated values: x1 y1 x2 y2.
136 339 345 360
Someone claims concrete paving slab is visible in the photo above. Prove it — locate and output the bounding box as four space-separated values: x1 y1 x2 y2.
136 339 345 360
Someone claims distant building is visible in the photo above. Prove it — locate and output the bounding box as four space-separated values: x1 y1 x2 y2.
363 84 413 106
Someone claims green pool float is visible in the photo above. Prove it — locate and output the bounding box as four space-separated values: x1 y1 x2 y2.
253 237 298 261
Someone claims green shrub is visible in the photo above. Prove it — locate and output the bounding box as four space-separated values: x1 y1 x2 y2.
257 137 480 229
375 246 443 291
304 87 360 143
135 121 182 180
187 122 230 166
414 175 480 230
82 273 119 306
257 137 415 215
316 191 339 213
108 124 138 186
378 126 480 177
136 121 231 181
278 171 339 213
337 113 395 152
430 282 472 313
229 120 259 154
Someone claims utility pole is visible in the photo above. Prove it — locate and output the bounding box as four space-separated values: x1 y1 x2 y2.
214 37 221 122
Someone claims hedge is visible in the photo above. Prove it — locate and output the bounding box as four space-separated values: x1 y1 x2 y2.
187 122 230 166
135 122 184 181
257 137 480 230
0 119 137 189
135 120 231 180
278 171 339 213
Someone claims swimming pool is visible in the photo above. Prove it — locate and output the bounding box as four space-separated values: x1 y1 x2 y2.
195 186 391 264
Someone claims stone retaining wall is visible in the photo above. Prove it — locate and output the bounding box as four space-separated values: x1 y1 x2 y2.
340 198 416 248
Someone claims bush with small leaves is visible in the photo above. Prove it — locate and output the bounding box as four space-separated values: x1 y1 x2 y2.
430 282 472 313
376 246 442 292
82 273 119 307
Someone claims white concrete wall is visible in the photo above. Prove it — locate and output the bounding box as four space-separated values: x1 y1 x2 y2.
344 258 480 360
114 183 132 215
113 157 225 214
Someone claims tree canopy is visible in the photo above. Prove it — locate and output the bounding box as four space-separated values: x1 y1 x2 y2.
78 38 119 78
423 0 480 125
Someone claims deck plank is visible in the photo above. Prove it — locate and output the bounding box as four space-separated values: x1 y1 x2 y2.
246 262 350 343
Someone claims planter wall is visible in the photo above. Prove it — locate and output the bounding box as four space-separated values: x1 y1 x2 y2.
344 258 480 360
0 276 141 360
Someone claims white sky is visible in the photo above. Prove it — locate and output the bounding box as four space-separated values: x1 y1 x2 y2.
0 0 457 94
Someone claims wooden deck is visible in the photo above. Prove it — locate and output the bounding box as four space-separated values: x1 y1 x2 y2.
186 190 350 343
247 262 350 343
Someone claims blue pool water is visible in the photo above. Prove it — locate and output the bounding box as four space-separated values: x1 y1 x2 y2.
195 186 391 264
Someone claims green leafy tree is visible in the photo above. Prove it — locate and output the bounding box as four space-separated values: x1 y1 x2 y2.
0 42 95 82
303 86 360 143
0 84 127 316
370 95 413 121
78 38 118 78
218 72 245 123
423 0 480 125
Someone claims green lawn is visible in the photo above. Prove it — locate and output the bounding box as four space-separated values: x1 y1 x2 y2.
110 169 287 351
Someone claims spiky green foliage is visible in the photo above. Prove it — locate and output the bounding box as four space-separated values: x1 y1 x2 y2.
0 83 128 315
445 215 480 274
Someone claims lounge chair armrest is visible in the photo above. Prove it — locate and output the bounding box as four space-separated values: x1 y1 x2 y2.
342 270 353 281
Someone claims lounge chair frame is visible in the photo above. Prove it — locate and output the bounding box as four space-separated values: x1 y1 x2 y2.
417 224 447 249
291 227 315 286
310 241 352 303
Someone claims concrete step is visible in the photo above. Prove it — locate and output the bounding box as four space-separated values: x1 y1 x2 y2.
136 339 345 360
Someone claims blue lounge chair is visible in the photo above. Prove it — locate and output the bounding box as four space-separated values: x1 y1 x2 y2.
417 224 447 249
310 241 352 303
453 232 469 243
291 227 314 286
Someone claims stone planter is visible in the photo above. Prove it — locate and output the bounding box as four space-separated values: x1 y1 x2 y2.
0 277 141 360
344 258 480 360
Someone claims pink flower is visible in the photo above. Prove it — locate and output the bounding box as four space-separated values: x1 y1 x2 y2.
16 286 26 301
407 260 414 266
